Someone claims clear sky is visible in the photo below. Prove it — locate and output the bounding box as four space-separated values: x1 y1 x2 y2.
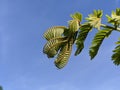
0 0 120 90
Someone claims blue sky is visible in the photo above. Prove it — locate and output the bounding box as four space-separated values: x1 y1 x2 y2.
0 0 120 90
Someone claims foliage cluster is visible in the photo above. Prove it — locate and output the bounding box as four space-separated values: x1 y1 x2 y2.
43 8 120 69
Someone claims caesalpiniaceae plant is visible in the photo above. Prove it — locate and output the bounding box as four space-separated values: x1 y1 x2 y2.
43 8 120 69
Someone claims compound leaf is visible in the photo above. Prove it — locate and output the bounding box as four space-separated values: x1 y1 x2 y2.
75 24 92 55
54 38 73 69
89 29 113 59
112 39 120 65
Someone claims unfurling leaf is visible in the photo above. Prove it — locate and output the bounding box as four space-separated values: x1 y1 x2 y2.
70 12 82 21
68 19 80 32
112 39 120 65
89 29 113 59
44 26 67 40
75 24 92 55
69 12 82 33
54 38 73 69
43 37 67 58
43 26 69 58
86 10 103 30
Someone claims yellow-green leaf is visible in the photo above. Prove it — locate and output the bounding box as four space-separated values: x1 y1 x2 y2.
70 12 82 21
68 19 80 33
106 8 120 26
43 37 67 58
54 38 73 69
86 10 103 30
44 26 67 40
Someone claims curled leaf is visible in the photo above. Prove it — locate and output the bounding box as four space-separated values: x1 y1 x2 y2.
43 37 67 58
68 19 80 32
44 26 67 40
54 38 73 69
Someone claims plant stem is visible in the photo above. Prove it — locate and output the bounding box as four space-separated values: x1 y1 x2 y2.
101 24 120 32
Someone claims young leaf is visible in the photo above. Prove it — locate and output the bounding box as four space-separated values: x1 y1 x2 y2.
70 12 82 21
89 29 113 59
116 8 120 15
68 19 80 33
43 37 67 58
54 38 73 69
112 40 120 65
44 26 67 40
75 24 92 55
86 10 103 30
106 8 120 26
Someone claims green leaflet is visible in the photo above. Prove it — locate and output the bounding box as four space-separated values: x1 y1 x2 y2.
106 8 120 26
54 38 73 69
70 12 82 21
68 12 82 33
43 37 67 58
75 24 92 56
112 40 120 65
44 26 67 40
116 8 120 15
68 19 80 33
86 10 103 30
89 29 113 59
116 41 120 44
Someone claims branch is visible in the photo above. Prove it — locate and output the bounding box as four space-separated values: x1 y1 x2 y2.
101 24 120 32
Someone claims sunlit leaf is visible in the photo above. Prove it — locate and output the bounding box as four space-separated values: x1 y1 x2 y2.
106 8 120 26
43 37 67 58
116 38 120 44
71 12 82 21
112 39 120 65
75 24 92 55
89 29 113 59
68 19 80 32
86 10 103 30
44 26 67 40
43 8 120 69
54 38 73 69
